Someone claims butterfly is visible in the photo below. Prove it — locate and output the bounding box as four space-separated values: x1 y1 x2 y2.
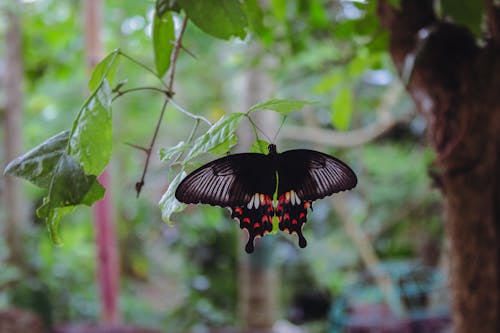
175 144 357 253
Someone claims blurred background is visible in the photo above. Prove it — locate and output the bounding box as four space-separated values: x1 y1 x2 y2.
0 0 450 332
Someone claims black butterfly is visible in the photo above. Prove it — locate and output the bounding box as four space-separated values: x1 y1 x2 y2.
175 144 357 253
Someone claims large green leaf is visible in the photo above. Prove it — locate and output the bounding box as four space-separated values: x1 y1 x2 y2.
178 0 248 40
159 170 187 224
160 141 191 161
153 11 175 78
36 154 105 244
88 50 120 92
69 80 113 175
441 0 484 36
331 87 353 131
184 113 245 162
242 0 264 34
5 50 118 243
247 98 316 115
3 130 69 188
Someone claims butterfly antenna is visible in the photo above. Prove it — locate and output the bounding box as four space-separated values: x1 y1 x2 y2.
248 115 273 142
271 115 287 143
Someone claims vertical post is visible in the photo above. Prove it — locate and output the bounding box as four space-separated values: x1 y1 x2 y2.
2 0 27 268
83 0 120 324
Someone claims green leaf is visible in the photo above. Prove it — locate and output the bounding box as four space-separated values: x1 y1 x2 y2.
441 0 484 36
37 205 75 245
88 50 120 92
159 170 187 224
184 113 245 162
247 98 316 115
160 141 191 161
36 154 105 244
242 0 264 33
250 139 270 154
153 11 175 78
3 130 69 188
313 72 344 94
156 0 182 16
331 87 353 131
69 80 113 175
178 0 248 40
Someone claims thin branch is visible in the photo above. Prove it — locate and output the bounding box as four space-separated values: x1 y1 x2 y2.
168 97 212 126
112 86 167 102
167 16 189 93
281 119 398 147
332 195 407 317
124 142 149 153
281 83 406 147
119 50 167 87
135 15 190 197
135 99 169 197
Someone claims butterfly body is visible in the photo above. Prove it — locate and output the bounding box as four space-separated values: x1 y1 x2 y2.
175 144 357 253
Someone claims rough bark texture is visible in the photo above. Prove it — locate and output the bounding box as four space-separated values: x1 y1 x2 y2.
377 1 500 332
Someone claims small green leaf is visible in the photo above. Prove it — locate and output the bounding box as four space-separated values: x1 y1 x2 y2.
153 11 175 78
441 0 484 36
3 130 69 188
313 72 343 94
160 141 191 161
250 139 270 154
159 170 187 224
178 0 248 40
184 113 245 162
88 50 120 92
156 0 181 16
37 205 75 245
247 98 316 115
69 80 113 175
331 87 353 131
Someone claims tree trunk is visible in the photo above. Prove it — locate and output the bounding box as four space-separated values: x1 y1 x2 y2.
83 0 120 324
377 1 500 332
2 0 27 268
235 50 278 332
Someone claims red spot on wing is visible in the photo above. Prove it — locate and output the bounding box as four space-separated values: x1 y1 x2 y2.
229 194 274 253
277 193 312 248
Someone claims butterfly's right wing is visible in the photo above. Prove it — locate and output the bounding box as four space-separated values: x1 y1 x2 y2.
175 153 276 253
276 149 357 248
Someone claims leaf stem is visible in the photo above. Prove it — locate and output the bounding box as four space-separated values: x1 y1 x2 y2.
119 50 168 87
168 97 212 126
245 114 272 142
112 86 168 102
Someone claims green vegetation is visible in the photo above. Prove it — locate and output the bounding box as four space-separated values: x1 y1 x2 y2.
6 0 490 331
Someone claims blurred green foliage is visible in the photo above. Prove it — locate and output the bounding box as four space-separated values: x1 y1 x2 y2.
0 0 454 331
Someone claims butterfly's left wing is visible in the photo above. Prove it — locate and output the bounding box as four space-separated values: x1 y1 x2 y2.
276 149 357 248
175 153 276 253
